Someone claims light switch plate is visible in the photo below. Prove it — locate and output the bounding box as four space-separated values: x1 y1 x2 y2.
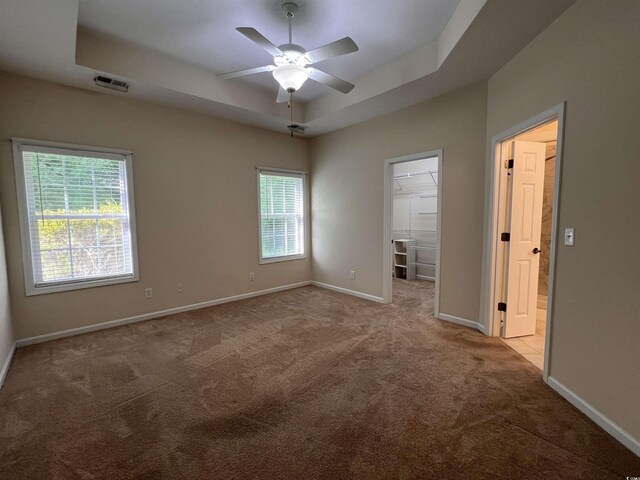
564 227 575 246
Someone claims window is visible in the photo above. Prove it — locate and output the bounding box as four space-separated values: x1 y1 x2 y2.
258 168 306 263
13 139 139 295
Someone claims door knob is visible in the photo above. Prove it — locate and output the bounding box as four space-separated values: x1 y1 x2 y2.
532 248 541 254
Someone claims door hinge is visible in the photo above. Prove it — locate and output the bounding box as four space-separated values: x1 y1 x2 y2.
497 302 507 312
505 159 514 169
501 232 511 242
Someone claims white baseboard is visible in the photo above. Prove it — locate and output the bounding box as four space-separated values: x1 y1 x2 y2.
311 281 385 303
16 281 312 347
0 342 16 390
476 321 489 335
416 275 435 282
547 376 640 458
437 312 486 334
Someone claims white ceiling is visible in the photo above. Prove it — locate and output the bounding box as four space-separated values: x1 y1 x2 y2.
516 120 559 143
78 0 462 102
0 0 578 137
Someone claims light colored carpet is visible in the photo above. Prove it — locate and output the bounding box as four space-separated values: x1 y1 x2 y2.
1 279 638 479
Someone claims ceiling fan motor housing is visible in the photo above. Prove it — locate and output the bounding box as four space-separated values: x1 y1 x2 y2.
274 44 309 67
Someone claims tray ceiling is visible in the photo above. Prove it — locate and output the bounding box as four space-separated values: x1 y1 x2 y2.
0 0 577 136
78 0 462 103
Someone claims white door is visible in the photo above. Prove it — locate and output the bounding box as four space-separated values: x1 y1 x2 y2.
503 141 546 338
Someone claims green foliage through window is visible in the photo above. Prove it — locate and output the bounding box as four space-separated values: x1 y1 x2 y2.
21 149 135 285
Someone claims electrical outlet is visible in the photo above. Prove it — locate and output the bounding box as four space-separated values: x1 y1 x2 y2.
176 283 183 293
249 272 255 281
144 288 153 299
350 270 356 280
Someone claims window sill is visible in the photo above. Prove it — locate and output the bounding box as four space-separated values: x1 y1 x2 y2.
26 274 139 296
259 254 307 265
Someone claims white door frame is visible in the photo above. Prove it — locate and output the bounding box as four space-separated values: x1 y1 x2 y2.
383 149 443 316
484 103 565 381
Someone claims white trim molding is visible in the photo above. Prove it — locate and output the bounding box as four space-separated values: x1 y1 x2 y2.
437 313 485 333
16 281 312 347
483 103 566 382
0 343 16 390
547 376 640 458
311 281 385 303
476 322 489 335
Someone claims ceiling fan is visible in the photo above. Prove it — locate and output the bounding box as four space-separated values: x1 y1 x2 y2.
217 2 359 103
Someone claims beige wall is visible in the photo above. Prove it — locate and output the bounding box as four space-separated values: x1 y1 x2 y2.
0 72 311 340
0 206 14 381
483 0 640 439
311 82 487 321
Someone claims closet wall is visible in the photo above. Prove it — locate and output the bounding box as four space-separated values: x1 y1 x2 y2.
392 157 438 280
539 141 556 295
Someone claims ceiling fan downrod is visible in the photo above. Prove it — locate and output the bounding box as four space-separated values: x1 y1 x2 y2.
283 2 297 44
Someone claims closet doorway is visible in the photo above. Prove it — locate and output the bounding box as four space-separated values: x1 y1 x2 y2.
383 150 442 313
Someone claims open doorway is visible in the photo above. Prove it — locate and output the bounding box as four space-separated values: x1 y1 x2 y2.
486 104 565 377
383 150 442 313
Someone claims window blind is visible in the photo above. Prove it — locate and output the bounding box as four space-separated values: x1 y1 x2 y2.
19 146 136 287
258 170 305 260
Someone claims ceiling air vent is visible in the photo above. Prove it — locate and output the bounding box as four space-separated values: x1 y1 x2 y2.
287 124 306 135
94 74 129 92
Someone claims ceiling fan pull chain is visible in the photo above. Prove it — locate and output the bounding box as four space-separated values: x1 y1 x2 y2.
290 92 294 137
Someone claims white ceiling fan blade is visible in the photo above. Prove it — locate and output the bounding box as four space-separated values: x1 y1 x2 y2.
308 68 355 94
305 37 359 64
217 65 275 79
276 87 290 103
236 27 283 57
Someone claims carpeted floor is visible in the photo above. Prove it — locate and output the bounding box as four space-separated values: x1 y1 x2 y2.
1 279 638 479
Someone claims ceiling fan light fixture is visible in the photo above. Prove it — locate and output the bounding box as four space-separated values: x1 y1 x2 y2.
274 49 309 67
272 64 309 93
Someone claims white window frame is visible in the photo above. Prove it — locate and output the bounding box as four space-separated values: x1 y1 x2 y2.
256 167 308 264
12 138 140 296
